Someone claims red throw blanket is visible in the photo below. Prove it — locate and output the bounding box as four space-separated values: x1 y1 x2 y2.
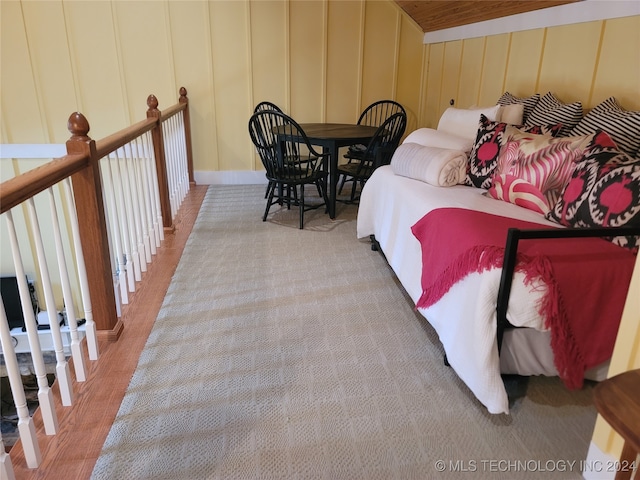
411 207 636 389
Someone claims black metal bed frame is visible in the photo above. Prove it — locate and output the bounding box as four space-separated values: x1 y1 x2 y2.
371 224 640 377
496 225 640 355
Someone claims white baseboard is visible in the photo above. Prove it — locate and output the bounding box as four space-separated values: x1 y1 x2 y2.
195 170 268 185
582 441 617 480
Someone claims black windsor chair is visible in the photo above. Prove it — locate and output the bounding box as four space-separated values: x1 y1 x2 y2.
339 100 406 194
254 102 285 198
254 101 284 114
248 110 330 229
336 111 407 202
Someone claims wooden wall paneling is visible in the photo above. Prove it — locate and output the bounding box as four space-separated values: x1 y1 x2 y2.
422 43 445 128
20 1 77 143
395 14 425 133
0 2 45 143
503 29 545 96
477 34 510 107
591 16 640 110
249 0 288 112
289 0 325 122
113 2 174 123
457 37 486 108
209 1 252 171
326 0 363 124
169 1 219 173
537 21 602 105
360 0 399 108
439 40 463 114
63 1 127 140
248 0 288 171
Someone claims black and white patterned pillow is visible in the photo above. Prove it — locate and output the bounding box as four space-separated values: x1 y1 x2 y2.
546 130 640 251
464 114 563 189
525 92 583 137
568 96 640 157
497 92 540 124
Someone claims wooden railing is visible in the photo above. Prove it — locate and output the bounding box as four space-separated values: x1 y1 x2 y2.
0 87 194 474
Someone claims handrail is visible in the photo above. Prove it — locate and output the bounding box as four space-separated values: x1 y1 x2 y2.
1 87 195 473
1 87 194 336
0 153 89 214
94 117 156 159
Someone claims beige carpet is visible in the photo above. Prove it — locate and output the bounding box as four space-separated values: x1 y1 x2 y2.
91 185 597 480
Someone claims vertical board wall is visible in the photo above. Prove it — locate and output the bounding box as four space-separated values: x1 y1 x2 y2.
0 0 423 176
1 0 639 465
420 15 640 129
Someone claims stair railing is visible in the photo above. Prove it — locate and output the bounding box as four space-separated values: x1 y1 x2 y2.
0 87 194 473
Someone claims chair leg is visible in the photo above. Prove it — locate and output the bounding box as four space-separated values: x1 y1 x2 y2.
338 174 347 195
299 184 305 229
349 176 358 202
263 182 276 221
265 180 272 199
319 179 329 212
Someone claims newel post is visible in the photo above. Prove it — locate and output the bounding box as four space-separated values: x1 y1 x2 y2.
179 87 195 185
147 94 173 231
66 113 122 339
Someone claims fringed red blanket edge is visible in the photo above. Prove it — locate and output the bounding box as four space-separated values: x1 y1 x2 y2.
415 245 587 389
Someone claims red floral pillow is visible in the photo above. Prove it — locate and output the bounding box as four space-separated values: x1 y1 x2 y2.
486 174 550 215
546 130 640 250
464 114 563 189
495 125 593 207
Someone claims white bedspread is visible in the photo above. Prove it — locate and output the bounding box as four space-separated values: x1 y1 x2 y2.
357 165 561 414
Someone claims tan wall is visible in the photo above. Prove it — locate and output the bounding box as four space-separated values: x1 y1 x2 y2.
0 0 424 177
420 15 640 129
1 0 639 462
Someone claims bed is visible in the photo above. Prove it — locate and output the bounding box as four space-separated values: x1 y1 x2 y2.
355 94 640 414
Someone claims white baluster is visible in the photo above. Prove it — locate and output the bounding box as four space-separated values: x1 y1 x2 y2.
4 210 58 436
163 121 178 219
177 113 188 203
0 433 16 480
0 303 41 468
29 195 75 403
110 151 137 291
116 147 141 283
125 141 147 272
167 116 178 214
133 137 153 262
145 131 164 243
100 158 129 305
137 136 157 253
63 178 99 360
46 188 86 385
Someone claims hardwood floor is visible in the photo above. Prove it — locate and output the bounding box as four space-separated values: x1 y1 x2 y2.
7 184 208 479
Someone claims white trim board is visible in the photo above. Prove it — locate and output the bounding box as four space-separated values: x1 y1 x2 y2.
0 144 66 159
194 170 268 185
583 441 617 480
423 1 640 44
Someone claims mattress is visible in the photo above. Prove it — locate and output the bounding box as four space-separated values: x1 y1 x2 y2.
356 165 609 414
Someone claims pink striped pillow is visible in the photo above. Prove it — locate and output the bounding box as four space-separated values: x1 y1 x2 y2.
487 174 550 215
496 126 593 207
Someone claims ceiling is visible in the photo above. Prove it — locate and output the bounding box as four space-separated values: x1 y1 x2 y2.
395 1 582 33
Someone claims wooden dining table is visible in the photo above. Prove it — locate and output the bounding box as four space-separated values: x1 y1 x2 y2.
293 123 379 219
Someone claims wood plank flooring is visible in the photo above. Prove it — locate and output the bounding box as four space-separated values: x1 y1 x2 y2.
7 184 208 479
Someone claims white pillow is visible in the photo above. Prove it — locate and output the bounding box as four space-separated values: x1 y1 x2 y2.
496 103 524 125
402 128 474 152
391 142 468 187
437 105 501 141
